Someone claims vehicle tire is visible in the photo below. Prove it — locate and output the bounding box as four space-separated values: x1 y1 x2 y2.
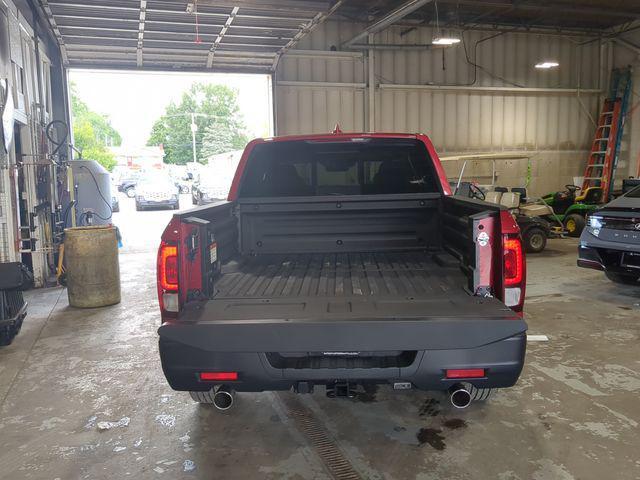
125 187 136 198
523 227 547 254
0 324 15 346
605 271 640 285
0 315 24 347
564 214 585 237
190 391 215 404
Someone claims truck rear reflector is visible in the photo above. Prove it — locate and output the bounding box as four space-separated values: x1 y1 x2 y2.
446 369 485 379
199 372 238 381
158 243 179 292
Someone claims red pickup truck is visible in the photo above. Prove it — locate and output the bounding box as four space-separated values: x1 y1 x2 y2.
157 133 527 410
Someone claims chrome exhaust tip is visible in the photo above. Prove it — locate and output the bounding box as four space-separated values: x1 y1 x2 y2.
449 383 472 409
213 386 235 411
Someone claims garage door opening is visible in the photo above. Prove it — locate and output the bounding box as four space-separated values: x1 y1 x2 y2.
67 69 272 251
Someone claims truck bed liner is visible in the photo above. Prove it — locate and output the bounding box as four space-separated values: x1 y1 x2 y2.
179 252 516 324
215 251 464 300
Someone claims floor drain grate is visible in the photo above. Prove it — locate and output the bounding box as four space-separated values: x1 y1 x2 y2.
279 394 362 480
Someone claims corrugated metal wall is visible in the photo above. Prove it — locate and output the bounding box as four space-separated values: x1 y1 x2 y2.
275 21 603 155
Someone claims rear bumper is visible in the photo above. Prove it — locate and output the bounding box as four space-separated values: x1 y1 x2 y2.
158 320 527 393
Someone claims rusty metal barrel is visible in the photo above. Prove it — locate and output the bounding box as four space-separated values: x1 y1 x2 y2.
64 225 121 308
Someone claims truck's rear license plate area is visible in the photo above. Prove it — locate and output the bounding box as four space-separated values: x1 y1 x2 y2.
266 351 417 369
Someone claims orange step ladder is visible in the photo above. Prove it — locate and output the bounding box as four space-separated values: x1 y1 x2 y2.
581 99 622 202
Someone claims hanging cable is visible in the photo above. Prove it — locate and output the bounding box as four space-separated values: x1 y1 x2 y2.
45 120 69 158
194 0 202 44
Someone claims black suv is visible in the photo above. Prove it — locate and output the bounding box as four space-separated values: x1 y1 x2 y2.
578 184 640 285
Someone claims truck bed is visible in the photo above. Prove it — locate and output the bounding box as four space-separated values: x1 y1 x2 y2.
184 251 514 323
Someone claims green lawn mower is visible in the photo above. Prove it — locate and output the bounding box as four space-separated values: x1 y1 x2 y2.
522 185 603 237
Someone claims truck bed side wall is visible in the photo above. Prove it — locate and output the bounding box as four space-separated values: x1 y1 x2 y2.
236 194 442 255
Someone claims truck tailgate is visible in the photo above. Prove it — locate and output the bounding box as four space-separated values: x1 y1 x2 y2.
159 251 526 352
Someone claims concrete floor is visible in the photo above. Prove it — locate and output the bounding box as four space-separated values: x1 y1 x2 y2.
1 194 639 479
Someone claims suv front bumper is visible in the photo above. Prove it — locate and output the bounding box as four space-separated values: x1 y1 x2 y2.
578 229 640 274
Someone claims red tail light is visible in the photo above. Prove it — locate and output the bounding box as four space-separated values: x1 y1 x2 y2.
158 243 178 291
503 237 523 286
200 372 238 381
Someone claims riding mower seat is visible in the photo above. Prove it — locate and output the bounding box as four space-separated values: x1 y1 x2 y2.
575 187 603 204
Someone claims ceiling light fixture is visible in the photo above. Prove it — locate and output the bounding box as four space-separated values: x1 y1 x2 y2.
432 1 460 47
535 61 559 69
433 36 461 45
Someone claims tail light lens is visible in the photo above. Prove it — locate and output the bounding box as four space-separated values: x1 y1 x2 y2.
158 240 180 316
158 243 179 291
503 235 525 312
503 238 523 286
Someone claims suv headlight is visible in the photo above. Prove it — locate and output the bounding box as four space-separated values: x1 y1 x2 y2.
588 215 603 236
588 215 603 229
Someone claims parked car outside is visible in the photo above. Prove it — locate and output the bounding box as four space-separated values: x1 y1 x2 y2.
191 177 230 205
118 171 142 198
135 172 180 211
578 184 640 284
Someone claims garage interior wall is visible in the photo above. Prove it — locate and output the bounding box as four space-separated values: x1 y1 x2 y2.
275 21 609 196
612 34 640 181
1 0 68 287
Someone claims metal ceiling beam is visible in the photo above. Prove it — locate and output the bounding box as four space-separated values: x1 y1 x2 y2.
137 0 147 66
342 0 435 48
272 0 344 70
436 0 640 20
614 38 640 56
207 6 239 68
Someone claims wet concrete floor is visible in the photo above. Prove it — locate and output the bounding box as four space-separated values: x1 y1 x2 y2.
1 194 639 479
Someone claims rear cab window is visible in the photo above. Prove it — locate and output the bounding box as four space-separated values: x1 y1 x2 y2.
238 138 442 198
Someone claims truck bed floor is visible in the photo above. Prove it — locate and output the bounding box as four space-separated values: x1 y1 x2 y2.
215 251 463 300
176 252 512 323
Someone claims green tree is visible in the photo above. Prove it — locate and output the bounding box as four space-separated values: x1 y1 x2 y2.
70 83 121 171
147 83 248 165
201 119 248 158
